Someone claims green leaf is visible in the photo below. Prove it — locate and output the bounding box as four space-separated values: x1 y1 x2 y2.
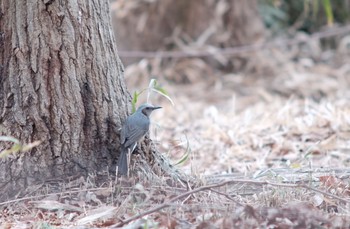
0 136 20 144
322 0 333 26
151 88 175 106
149 78 157 88
131 78 174 110
174 138 191 166
290 162 302 169
0 136 41 158
12 143 22 151
0 143 21 158
132 91 139 113
154 85 169 96
147 79 157 103
0 149 14 158
147 78 174 106
21 141 41 152
174 151 189 166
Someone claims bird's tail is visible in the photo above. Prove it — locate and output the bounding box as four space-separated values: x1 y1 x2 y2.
117 146 129 175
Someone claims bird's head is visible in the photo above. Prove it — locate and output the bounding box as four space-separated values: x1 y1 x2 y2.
137 103 162 117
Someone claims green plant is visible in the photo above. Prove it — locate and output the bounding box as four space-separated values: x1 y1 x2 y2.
320 0 333 26
173 136 191 166
0 135 41 158
258 0 348 33
131 78 174 113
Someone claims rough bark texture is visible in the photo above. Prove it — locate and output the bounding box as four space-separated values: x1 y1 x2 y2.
0 0 129 200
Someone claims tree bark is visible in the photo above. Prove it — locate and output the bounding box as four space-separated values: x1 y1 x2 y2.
0 0 128 200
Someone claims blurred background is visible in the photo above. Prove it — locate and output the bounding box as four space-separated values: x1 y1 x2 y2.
110 0 350 175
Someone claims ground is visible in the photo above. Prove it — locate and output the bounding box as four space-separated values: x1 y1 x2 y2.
1 33 350 228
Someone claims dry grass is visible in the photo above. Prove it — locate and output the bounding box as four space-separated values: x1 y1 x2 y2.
2 29 350 229
121 35 350 227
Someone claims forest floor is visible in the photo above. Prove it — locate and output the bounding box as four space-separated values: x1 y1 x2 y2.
2 36 350 228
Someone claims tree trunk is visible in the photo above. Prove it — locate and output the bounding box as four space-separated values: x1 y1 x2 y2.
0 0 128 200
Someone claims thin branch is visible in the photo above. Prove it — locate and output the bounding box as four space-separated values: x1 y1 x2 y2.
0 187 111 206
114 180 236 227
0 185 187 206
115 178 350 227
209 188 242 206
225 179 350 203
118 25 350 58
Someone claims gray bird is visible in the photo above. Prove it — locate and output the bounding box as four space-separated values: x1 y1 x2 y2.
117 103 162 175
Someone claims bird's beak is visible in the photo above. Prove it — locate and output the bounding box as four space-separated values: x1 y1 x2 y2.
152 106 162 110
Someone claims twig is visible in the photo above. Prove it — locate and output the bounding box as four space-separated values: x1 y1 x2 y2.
0 187 112 206
209 188 242 206
218 179 350 204
118 25 350 59
114 180 236 227
115 178 350 227
0 185 186 206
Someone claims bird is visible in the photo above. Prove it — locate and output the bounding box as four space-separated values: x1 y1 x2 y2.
117 103 162 175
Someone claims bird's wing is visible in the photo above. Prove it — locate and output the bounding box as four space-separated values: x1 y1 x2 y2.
123 124 147 148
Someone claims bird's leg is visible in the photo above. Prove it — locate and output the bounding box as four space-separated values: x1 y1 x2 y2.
126 148 131 177
131 142 137 153
126 143 137 176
